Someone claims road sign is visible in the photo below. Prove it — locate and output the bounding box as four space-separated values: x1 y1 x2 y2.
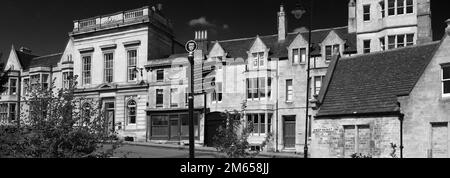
190 61 217 95
185 40 198 53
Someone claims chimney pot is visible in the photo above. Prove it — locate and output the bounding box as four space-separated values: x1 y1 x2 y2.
157 3 163 11
446 19 450 36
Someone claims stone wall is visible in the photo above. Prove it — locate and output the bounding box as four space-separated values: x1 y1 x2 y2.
311 116 400 158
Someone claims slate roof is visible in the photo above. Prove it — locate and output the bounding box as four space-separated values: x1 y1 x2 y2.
29 53 63 68
15 50 39 69
211 26 356 59
316 42 440 117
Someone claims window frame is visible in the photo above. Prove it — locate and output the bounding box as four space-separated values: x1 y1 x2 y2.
82 55 92 85
363 5 371 22
156 69 164 82
286 79 293 102
103 52 114 83
363 40 371 54
9 78 17 95
127 49 138 82
406 0 413 14
127 100 137 125
388 0 396 16
379 37 386 51
211 82 223 103
325 45 333 62
170 88 179 108
380 1 386 18
442 65 450 97
156 89 164 107
397 0 405 15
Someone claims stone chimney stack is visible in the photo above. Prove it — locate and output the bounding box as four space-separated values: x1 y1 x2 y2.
348 0 357 33
194 30 208 55
278 4 287 41
417 0 433 44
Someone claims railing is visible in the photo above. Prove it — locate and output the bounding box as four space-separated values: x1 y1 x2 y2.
73 7 151 33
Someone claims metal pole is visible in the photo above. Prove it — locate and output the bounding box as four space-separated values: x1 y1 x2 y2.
399 114 404 158
304 0 313 159
188 52 195 158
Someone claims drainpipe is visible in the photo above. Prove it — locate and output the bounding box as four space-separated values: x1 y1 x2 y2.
396 102 404 158
399 113 404 158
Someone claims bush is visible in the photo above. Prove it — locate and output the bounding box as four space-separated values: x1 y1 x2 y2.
0 76 122 158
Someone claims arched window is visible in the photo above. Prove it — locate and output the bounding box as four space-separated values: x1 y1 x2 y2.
127 100 137 125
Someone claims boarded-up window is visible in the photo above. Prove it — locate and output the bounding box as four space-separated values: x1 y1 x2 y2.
343 125 371 158
430 122 448 158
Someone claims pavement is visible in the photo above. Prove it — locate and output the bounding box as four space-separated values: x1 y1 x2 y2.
120 141 304 158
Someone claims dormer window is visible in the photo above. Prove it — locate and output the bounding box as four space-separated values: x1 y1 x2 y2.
252 52 265 69
293 48 306 64
325 44 339 61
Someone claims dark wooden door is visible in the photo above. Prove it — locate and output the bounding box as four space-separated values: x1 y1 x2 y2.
283 116 296 148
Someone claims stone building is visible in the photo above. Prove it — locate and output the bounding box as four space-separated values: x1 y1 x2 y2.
69 5 183 141
311 19 450 158
145 5 357 153
350 0 432 54
0 1 441 156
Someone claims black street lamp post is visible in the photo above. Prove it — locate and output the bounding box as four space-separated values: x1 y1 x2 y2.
292 0 313 158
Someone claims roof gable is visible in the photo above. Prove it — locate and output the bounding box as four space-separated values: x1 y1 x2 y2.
317 42 440 117
208 42 226 58
249 36 268 53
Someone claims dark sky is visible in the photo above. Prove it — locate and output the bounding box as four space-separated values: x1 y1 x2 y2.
0 0 449 57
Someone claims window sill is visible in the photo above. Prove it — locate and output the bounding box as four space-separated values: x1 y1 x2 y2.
285 101 294 104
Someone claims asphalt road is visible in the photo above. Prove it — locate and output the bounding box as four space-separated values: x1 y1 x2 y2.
111 144 222 158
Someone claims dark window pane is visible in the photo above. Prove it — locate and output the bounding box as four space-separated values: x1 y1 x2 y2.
442 81 449 94
443 67 450 80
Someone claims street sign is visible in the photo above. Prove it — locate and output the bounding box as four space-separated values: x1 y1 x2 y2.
185 40 198 53
193 61 217 95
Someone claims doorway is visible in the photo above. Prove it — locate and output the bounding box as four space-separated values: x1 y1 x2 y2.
104 101 115 135
283 116 296 148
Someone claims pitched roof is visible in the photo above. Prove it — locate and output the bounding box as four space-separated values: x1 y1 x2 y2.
210 26 356 59
15 50 39 69
316 42 440 117
29 53 63 68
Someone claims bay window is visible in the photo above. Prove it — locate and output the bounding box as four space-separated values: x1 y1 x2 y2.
247 78 269 100
247 113 272 135
9 78 17 95
62 71 73 89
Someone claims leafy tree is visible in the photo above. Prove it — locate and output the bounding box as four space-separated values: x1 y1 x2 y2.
0 75 122 158
212 101 272 158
